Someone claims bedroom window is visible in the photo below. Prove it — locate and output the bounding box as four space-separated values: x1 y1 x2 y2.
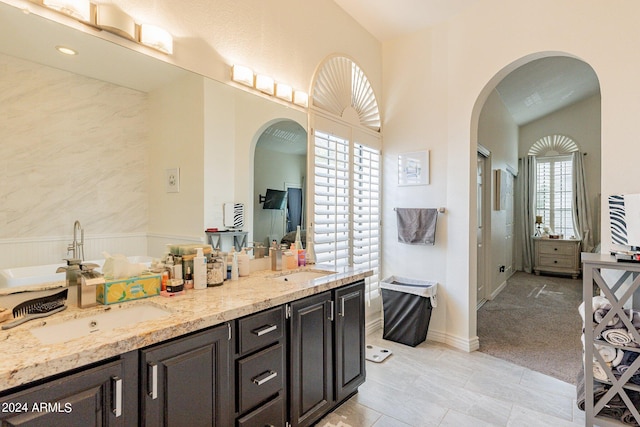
535 156 575 238
529 134 579 238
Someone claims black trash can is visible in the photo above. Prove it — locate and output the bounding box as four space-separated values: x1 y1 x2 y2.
381 276 437 347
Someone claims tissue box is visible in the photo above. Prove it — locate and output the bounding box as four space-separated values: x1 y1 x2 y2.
97 274 161 305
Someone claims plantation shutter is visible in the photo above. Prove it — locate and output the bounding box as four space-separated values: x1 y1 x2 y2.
313 118 351 268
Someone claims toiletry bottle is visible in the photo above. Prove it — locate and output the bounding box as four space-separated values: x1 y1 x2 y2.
231 251 239 280
238 248 250 277
161 270 169 292
184 266 194 289
306 224 316 265
193 248 207 290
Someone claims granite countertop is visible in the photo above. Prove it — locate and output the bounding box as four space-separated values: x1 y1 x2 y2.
0 265 372 393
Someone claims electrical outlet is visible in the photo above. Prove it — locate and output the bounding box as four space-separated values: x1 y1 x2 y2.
166 168 180 193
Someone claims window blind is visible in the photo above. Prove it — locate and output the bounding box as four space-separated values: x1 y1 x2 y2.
352 143 380 297
313 130 350 268
536 156 575 238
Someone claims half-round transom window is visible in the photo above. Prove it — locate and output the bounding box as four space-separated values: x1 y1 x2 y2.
528 134 579 156
311 56 381 132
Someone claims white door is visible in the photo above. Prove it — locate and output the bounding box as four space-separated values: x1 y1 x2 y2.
477 153 487 306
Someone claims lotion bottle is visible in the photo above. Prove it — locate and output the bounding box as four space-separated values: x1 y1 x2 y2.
238 248 250 277
193 248 207 290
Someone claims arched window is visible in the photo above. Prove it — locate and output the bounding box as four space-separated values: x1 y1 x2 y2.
528 134 579 238
310 55 381 297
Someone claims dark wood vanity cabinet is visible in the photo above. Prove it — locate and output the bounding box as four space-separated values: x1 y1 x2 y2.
0 279 366 427
233 305 287 426
334 282 366 402
288 281 366 427
289 291 335 427
0 353 138 427
139 324 231 427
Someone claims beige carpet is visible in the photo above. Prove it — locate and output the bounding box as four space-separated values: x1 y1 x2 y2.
477 271 583 385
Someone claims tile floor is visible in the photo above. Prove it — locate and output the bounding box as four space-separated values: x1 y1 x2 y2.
318 332 584 427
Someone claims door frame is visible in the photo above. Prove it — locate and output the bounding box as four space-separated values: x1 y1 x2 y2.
477 145 491 309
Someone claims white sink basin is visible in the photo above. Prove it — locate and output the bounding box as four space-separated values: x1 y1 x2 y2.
272 270 334 283
30 303 173 345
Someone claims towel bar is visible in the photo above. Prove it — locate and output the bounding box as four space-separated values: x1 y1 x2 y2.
394 207 446 214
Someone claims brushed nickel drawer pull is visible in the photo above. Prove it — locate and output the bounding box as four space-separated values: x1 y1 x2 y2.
252 370 277 386
253 324 277 336
148 363 158 400
112 376 122 417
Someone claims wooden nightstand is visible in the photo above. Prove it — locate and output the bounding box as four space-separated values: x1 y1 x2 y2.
533 237 581 279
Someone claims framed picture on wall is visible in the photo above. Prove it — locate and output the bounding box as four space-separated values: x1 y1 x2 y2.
398 150 429 186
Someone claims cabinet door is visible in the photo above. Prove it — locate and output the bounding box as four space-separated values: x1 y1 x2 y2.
334 281 366 402
140 324 231 427
0 359 125 427
289 291 333 427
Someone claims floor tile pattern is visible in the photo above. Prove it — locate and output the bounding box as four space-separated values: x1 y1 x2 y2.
318 332 584 426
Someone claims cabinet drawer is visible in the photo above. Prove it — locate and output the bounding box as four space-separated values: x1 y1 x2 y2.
539 254 575 269
238 306 284 355
538 241 577 256
237 394 285 427
237 343 284 413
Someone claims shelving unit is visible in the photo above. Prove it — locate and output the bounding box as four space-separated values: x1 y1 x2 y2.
582 253 640 427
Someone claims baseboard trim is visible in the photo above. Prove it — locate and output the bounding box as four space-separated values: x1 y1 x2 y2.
489 280 507 300
365 318 382 336
427 329 480 352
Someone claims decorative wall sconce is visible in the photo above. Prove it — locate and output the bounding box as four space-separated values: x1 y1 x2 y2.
40 0 174 55
232 64 308 109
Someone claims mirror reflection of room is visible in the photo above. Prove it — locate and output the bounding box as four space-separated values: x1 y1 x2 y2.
253 120 307 248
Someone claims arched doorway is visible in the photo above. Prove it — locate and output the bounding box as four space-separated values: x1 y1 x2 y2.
471 53 601 380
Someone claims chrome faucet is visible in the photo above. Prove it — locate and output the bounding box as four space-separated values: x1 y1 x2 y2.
67 220 85 261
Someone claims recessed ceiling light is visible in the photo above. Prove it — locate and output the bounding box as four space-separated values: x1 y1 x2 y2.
55 45 78 55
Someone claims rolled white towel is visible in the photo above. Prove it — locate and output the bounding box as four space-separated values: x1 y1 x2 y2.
594 307 619 326
593 361 609 381
612 348 625 367
602 328 633 346
595 344 618 363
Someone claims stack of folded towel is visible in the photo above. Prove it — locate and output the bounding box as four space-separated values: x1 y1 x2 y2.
579 296 640 424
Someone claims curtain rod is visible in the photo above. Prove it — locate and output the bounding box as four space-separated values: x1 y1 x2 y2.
394 207 446 214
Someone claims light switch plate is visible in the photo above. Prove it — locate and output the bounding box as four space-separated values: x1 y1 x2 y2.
166 168 180 193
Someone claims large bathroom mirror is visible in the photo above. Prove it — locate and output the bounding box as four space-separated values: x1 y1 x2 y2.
0 1 307 291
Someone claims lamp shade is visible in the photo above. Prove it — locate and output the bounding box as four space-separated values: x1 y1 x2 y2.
139 24 173 54
97 4 135 40
43 0 91 21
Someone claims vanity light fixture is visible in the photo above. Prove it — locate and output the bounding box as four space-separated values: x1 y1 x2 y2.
231 64 308 109
255 74 275 95
231 65 254 87
55 45 78 55
43 0 91 22
139 23 173 55
96 4 135 40
275 83 293 102
293 91 309 108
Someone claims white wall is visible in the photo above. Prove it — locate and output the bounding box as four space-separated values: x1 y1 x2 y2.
478 90 519 296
